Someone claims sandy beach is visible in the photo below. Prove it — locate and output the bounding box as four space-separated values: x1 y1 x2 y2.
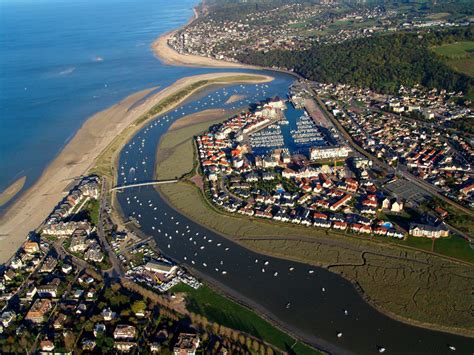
0 72 272 263
151 7 255 69
151 30 254 68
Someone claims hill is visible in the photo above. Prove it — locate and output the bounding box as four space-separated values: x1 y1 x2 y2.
237 27 474 98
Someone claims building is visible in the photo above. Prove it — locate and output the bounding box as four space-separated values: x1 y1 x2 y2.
409 224 449 238
25 299 52 323
23 241 40 254
144 261 177 276
310 146 350 161
113 325 137 340
173 333 200 355
37 278 60 298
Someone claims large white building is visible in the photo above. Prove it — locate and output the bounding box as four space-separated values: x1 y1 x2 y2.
310 146 351 161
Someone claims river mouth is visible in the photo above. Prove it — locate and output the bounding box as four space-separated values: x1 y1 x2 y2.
114 72 474 354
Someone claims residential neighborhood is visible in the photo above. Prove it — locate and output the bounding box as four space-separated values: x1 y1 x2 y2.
169 1 471 64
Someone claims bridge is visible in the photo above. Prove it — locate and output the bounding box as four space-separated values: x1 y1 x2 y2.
110 179 178 191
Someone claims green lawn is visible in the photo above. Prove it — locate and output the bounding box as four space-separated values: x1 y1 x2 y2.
432 41 474 58
171 283 321 354
434 236 474 263
86 198 100 226
431 41 474 80
391 236 433 252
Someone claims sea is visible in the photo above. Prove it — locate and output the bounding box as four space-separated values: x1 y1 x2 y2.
0 0 206 211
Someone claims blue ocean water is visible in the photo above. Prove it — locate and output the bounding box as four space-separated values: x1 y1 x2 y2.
0 0 208 210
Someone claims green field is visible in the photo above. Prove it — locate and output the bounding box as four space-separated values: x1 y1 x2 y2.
432 41 474 79
171 284 321 354
156 118 228 180
434 236 474 263
432 41 474 58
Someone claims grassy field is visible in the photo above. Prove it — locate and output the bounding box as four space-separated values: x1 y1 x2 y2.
171 284 321 354
156 118 228 180
434 236 474 263
159 181 474 334
431 41 474 79
432 41 474 58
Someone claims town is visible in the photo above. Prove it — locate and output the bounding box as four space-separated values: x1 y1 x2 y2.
169 1 471 64
0 174 274 353
196 84 473 242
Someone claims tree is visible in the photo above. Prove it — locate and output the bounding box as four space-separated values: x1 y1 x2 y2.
131 300 146 315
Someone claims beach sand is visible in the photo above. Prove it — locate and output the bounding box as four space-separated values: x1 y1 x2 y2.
0 176 26 207
0 72 272 263
151 30 254 68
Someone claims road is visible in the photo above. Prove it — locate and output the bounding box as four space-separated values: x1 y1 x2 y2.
97 179 123 278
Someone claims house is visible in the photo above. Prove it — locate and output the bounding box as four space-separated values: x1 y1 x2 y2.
40 339 55 352
435 207 448 219
40 257 58 273
82 339 96 351
391 199 404 212
25 299 52 323
173 333 200 355
23 241 40 254
113 325 137 340
53 313 67 329
37 278 61 298
409 223 449 238
1 311 15 328
102 307 116 321
115 341 137 352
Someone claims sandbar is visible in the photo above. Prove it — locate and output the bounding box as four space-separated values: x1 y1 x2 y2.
0 176 26 207
0 72 273 263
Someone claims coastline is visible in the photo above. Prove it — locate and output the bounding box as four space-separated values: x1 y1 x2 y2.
151 6 255 69
0 72 273 264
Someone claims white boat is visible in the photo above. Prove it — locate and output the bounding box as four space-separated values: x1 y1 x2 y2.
289 267 294 271
217 243 221 247
225 247 229 251
200 246 205 250
273 272 278 277
203 263 207 267
378 347 386 353
264 261 269 266
448 345 456 351
322 287 326 292
344 309 349 316
337 332 343 338
255 259 259 263
308 270 314 274
261 268 265 273
222 271 227 275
